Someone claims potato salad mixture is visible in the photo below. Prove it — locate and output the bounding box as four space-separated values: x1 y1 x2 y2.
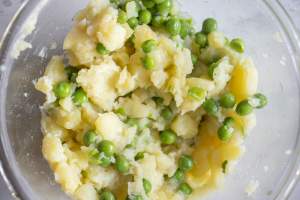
35 0 267 199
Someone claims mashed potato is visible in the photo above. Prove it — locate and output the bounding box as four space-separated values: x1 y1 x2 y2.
36 0 267 199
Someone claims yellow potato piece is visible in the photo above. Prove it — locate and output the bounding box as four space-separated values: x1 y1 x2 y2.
228 58 258 101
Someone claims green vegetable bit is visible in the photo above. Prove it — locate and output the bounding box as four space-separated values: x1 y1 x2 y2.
179 155 194 172
191 54 198 65
116 107 126 116
160 130 177 145
142 55 155 70
253 93 268 108
166 18 181 36
135 152 145 161
180 19 193 39
99 190 116 200
139 10 152 24
202 18 217 34
195 32 207 48
64 66 79 82
157 0 171 16
126 118 139 127
188 87 206 101
142 0 155 8
202 98 219 115
219 92 236 108
143 178 152 194
72 88 88 106
161 107 173 120
230 38 245 53
98 140 115 156
90 150 112 167
151 16 165 27
152 96 164 104
99 155 113 168
118 10 127 24
222 160 228 173
142 39 157 53
154 0 165 3
208 62 218 79
218 125 233 141
172 169 185 182
115 155 130 173
96 43 110 55
54 81 72 99
223 117 235 127
83 130 97 146
128 17 139 29
236 100 253 116
178 182 193 195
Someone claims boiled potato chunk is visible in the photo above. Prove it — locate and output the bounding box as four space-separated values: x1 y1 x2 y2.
228 58 258 101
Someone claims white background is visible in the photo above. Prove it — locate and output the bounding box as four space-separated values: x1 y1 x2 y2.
0 0 299 199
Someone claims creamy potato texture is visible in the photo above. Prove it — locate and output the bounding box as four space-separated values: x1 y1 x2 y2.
35 0 266 199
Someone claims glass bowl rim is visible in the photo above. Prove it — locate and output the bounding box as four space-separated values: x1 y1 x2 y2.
0 0 300 199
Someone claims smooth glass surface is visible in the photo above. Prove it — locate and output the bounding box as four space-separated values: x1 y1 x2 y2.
0 0 300 200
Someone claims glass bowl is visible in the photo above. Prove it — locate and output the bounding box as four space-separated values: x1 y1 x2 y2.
0 0 300 199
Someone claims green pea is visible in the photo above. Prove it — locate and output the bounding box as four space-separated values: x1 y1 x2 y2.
195 32 207 48
99 155 112 168
142 39 157 53
188 87 206 101
154 0 165 3
143 178 152 194
202 18 217 34
83 131 97 146
236 100 253 116
166 18 181 36
161 107 173 120
208 62 218 79
90 151 112 167
135 152 145 161
54 81 72 99
202 98 219 115
180 19 193 39
218 125 233 141
222 160 228 173
142 0 155 8
118 10 127 24
157 0 171 16
126 118 139 127
128 17 139 29
64 66 79 82
116 107 126 116
253 93 268 108
172 169 184 182
223 117 235 127
178 182 193 195
110 0 120 5
98 140 115 156
179 155 193 172
100 190 116 200
96 43 109 55
230 38 245 53
191 54 198 65
219 92 236 108
142 55 155 70
160 130 177 145
115 155 130 173
139 10 152 24
72 88 88 106
151 16 165 27
152 96 164 104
